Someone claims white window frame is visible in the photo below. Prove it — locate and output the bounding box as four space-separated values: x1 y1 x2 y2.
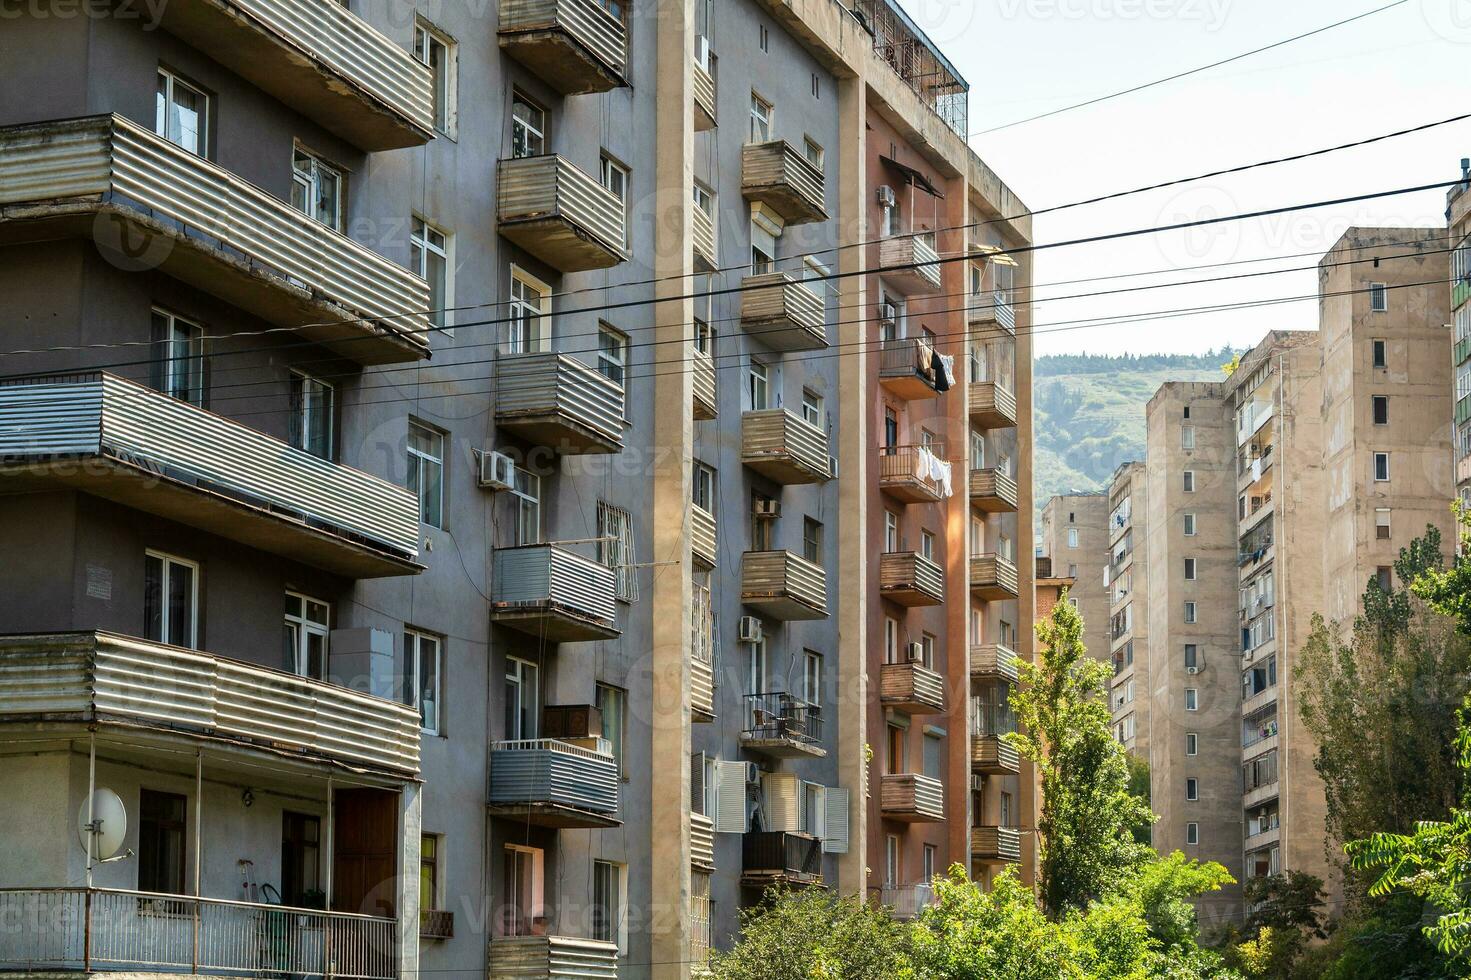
1373 451 1390 482
1183 470 1195 493
144 550 199 650
510 94 545 158
414 19 457 137
599 153 630 246
803 650 822 708
289 369 334 459
1185 688 1199 711
156 67 208 156
1183 513 1196 536
749 92 772 142
512 467 541 546
1186 732 1198 756
1184 601 1197 624
1067 527 1078 549
597 323 630 387
152 308 205 407
1369 281 1388 312
801 388 823 426
284 591 330 679
504 657 540 740
1186 822 1200 845
507 267 550 353
597 501 637 602
291 145 344 231
1186 778 1198 801
411 216 452 332
1181 425 1195 450
592 860 627 951
408 422 445 529
747 359 770 410
403 628 443 734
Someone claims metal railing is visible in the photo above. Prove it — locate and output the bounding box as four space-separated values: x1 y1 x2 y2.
877 443 949 497
0 888 396 979
741 832 822 879
742 693 822 746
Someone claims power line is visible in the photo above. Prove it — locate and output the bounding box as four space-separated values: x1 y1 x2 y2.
970 0 1411 135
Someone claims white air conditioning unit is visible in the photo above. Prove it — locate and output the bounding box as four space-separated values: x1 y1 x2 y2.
905 642 924 663
477 450 516 490
876 185 896 209
1186 666 1201 675
753 498 782 519
878 301 897 325
738 616 765 644
745 762 762 784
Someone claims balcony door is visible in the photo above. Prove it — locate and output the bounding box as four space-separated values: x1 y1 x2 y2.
505 657 540 741
507 269 549 353
331 787 398 918
283 592 329 679
501 844 545 937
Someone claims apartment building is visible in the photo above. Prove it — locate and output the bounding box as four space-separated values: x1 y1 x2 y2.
1104 462 1151 756
0 2 1033 979
1039 493 1109 664
1451 165 1471 501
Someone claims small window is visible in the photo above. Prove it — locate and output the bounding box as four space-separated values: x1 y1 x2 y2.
1184 644 1198 670
1369 282 1388 312
408 422 445 528
596 684 627 774
151 309 205 407
402 628 443 734
145 551 198 649
1185 688 1198 711
747 360 770 410
920 529 935 560
592 860 626 951
599 154 630 246
804 136 823 168
750 92 772 142
803 650 822 707
283 591 329 678
1372 339 1387 368
1183 513 1196 536
1181 425 1195 450
1184 558 1197 581
597 324 630 387
1067 528 1079 549
1186 778 1198 801
411 217 451 332
884 511 899 553
758 23 769 53
1376 566 1393 591
1373 452 1390 482
1372 395 1389 425
1183 470 1195 493
289 371 334 459
1186 732 1198 756
692 462 715 512
414 20 457 137
511 95 545 157
156 68 207 156
420 834 442 916
810 72 820 99
1182 405 1191 419
1184 601 1197 624
291 146 344 231
1376 508 1392 540
801 388 823 426
1186 822 1199 845
803 517 823 563
597 502 637 602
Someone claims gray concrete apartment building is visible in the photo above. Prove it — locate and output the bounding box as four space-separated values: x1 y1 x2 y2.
1038 492 1108 665
0 2 1034 980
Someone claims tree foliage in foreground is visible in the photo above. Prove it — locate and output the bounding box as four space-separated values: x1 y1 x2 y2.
707 886 912 980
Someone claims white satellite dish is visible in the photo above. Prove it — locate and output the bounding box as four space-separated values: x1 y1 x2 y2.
77 788 127 861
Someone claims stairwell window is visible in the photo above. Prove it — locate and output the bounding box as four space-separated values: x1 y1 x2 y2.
289 371 334 459
144 551 198 650
510 95 544 157
283 592 329 678
1181 425 1195 450
1369 282 1388 312
1184 601 1197 624
411 217 451 332
291 146 343 231
1183 470 1195 493
414 19 457 137
1183 513 1196 536
1067 528 1078 548
1184 558 1197 581
1186 732 1198 756
1186 778 1198 801
1185 688 1198 711
151 309 205 407
408 422 445 528
402 628 442 734
1184 644 1198 670
1373 395 1389 425
1376 508 1392 540
1374 452 1390 482
1186 822 1199 845
156 68 208 156
1372 339 1387 368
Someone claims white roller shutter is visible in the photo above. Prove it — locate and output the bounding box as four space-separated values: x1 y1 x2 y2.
715 760 749 833
823 787 850 853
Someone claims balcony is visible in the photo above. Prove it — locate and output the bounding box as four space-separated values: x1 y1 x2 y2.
970 644 1019 684
740 141 828 225
497 0 628 95
877 236 943 294
693 204 717 272
0 631 421 777
970 554 1020 601
879 660 946 714
496 154 626 272
1459 451 1471 486
740 409 832 485
0 116 430 364
740 693 824 758
878 551 945 607
691 504 717 569
156 0 432 150
488 936 619 980
968 291 1016 334
878 338 942 400
969 468 1018 513
969 382 1017 429
693 52 717 131
490 544 619 641
880 883 934 921
740 272 826 351
878 444 950 503
493 352 625 454
0 373 419 578
741 550 828 620
971 826 1022 865
0 888 398 980
692 345 718 420
971 735 1020 775
691 812 717 871
741 831 823 886
880 773 945 823
487 737 620 828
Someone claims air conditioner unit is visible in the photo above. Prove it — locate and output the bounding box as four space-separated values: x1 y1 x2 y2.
477 450 516 490
876 185 896 209
753 499 782 519
905 642 924 662
738 616 765 644
745 762 762 785
1186 666 1201 675
878 301 897 325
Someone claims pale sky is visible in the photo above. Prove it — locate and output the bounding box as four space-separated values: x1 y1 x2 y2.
894 0 1470 356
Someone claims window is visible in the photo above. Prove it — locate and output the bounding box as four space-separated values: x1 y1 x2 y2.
1376 508 1392 540
884 617 899 663
1183 405 1191 419
596 684 627 775
511 95 545 157
411 217 451 331
1186 778 1198 801
291 146 343 230
750 219 777 273
283 592 329 678
923 844 937 882
1369 282 1388 311
803 518 823 563
597 323 629 387
1376 566 1393 591
692 462 715 513
1185 688 1198 711
508 269 549 352
1372 395 1389 425
597 503 637 602
151 309 205 406
155 68 207 155
1184 644 1198 670
289 371 334 459
1000 792 1013 828
810 72 820 99
599 154 630 246
504 658 540 740
801 388 823 426
886 724 905 775
1067 528 1079 549
1184 558 1197 581
501 844 544 937
751 492 774 551
804 136 823 168
144 551 198 649
883 408 898 450
750 92 772 142
414 20 456 136
1181 425 1195 450
138 789 187 895
1184 601 1197 624
1186 732 1198 756
884 511 899 553
1186 822 1199 845
403 629 443 734
1183 513 1196 536
1372 338 1387 368
758 23 769 52
512 467 541 545
408 422 445 528
592 861 626 950
281 812 322 907
885 834 899 887
747 359 770 410
1183 471 1195 493
1373 452 1390 482
920 633 935 669
420 834 441 915
747 636 767 697
804 650 822 707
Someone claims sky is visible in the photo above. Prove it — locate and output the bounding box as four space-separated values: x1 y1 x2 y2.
892 0 1470 357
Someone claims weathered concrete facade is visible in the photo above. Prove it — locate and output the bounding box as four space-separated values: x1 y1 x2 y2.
1039 493 1109 665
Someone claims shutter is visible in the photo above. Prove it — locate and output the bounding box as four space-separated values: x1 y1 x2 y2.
823 788 849 853
690 752 706 815
761 772 799 833
714 760 748 834
619 510 638 602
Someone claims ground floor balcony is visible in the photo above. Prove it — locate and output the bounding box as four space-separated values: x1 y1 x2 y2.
879 882 934 921
740 693 824 759
741 409 832 484
487 935 620 980
740 831 823 887
969 382 1017 429
879 660 946 714
878 551 945 607
969 468 1019 513
490 544 619 642
879 773 944 823
0 888 398 979
740 550 828 620
970 644 1019 684
970 554 1020 600
493 352 625 454
0 372 421 578
971 826 1022 865
971 734 1020 775
487 738 620 829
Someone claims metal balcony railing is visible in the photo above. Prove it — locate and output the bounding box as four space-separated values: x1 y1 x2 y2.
740 550 828 620
878 551 945 607
877 337 942 399
878 444 950 503
496 154 626 272
741 831 823 882
497 0 628 95
877 235 943 293
741 693 823 751
879 660 946 714
490 544 619 641
487 738 620 826
488 936 619 980
969 467 1018 513
741 409 832 484
970 644 1018 683
692 345 718 420
879 773 945 822
968 381 1017 429
739 272 826 351
971 826 1022 864
741 141 827 224
493 351 625 454
970 553 1019 600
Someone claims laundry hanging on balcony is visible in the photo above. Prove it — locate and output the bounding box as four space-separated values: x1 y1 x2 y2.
914 445 953 498
931 351 954 392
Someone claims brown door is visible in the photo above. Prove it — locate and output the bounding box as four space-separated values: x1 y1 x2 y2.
332 788 398 917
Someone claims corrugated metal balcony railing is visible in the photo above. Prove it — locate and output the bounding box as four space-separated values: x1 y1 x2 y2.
497 0 627 94
0 116 431 364
0 631 421 777
155 0 433 150
496 154 626 272
0 373 420 577
693 204 717 272
971 734 1020 775
691 813 716 871
691 504 717 569
968 290 1016 334
488 737 620 828
877 235 943 293
740 409 832 484
880 773 945 822
488 935 619 980
493 352 625 454
969 468 1019 513
739 272 827 351
740 141 828 225
740 550 828 620
878 444 949 504
490 544 619 642
0 888 397 979
741 831 823 885
692 345 717 420
877 338 941 400
878 551 945 607
970 553 1019 600
879 660 946 714
740 693 824 758
969 381 1017 429
971 826 1022 864
970 644 1019 684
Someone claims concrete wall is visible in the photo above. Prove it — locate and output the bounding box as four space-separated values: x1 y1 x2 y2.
1039 493 1109 663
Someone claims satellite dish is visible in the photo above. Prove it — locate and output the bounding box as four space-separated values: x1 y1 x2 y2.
78 788 127 861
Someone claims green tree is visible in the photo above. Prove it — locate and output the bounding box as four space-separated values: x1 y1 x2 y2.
1126 754 1153 846
1218 873 1325 979
1008 589 1154 918
709 887 913 980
